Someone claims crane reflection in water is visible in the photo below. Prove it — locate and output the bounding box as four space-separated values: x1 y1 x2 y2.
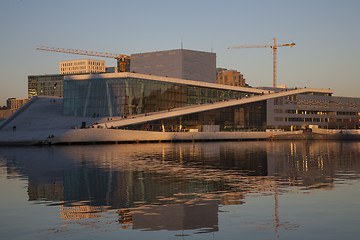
1 141 359 238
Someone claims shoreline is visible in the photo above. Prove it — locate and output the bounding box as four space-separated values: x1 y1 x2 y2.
1 129 359 146
1 96 359 146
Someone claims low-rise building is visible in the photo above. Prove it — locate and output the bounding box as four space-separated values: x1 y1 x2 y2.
267 92 360 130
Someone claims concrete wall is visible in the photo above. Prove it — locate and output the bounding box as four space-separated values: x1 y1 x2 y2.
312 128 360 135
52 129 303 144
130 49 216 83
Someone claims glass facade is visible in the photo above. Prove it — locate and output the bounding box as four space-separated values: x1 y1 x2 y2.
28 73 92 100
63 77 256 117
119 101 267 132
28 74 64 99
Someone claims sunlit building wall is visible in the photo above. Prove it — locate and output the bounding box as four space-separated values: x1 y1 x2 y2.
6 98 28 111
217 69 246 87
60 59 106 75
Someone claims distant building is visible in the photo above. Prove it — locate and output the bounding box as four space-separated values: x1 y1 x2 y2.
6 98 28 111
217 69 246 87
130 49 216 83
216 68 227 76
60 59 106 75
1 98 28 121
0 109 13 121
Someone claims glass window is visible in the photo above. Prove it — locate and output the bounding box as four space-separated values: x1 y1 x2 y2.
64 77 258 117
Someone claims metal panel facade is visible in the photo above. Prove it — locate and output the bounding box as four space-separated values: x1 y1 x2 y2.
130 49 216 83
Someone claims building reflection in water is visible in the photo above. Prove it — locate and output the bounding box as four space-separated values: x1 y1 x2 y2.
1 141 360 235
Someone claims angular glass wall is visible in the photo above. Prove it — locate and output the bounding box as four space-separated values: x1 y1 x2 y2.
28 74 64 99
120 101 267 132
64 77 256 117
64 79 126 117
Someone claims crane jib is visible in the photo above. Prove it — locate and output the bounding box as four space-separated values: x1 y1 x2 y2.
227 38 295 87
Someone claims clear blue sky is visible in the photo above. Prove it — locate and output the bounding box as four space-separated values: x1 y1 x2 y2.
0 0 359 106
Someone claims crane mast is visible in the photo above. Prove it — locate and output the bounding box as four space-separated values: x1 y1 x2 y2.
36 46 131 72
228 38 295 87
273 39 277 88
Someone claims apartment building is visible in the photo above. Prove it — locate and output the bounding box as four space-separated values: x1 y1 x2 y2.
6 98 28 111
217 69 246 87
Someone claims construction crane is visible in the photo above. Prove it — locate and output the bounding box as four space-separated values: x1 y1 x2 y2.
228 38 295 87
36 46 131 72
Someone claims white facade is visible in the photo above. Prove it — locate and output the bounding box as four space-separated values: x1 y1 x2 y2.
60 59 106 75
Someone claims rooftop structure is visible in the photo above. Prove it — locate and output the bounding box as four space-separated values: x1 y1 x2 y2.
130 49 216 83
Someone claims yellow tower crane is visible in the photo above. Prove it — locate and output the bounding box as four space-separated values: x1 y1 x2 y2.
228 38 295 87
36 46 131 72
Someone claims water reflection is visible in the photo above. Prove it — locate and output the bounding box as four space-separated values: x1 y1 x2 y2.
1 141 360 237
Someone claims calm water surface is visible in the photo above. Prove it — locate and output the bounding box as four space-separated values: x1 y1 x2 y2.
0 141 360 240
